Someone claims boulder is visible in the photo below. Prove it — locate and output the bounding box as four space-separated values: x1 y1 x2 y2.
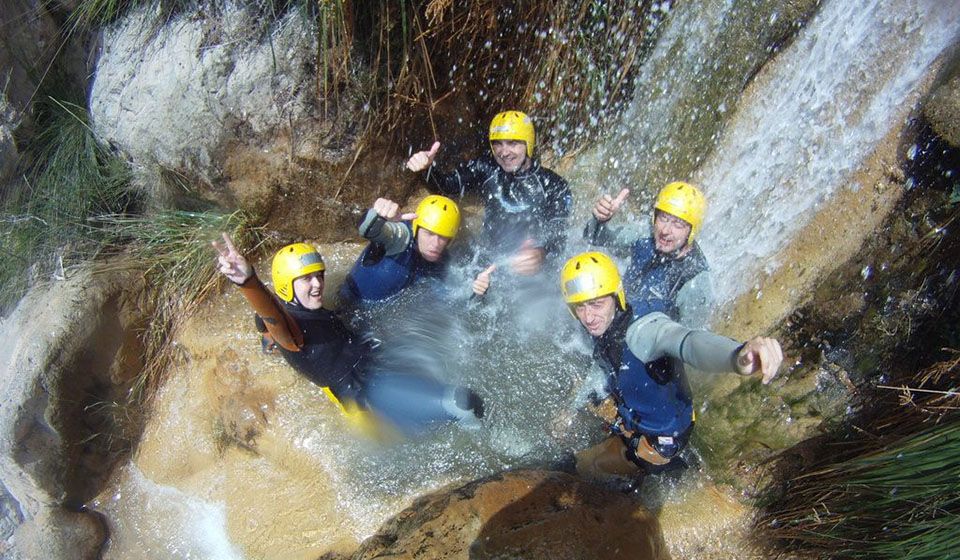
0 266 147 559
89 4 361 208
7 508 107 560
352 470 670 560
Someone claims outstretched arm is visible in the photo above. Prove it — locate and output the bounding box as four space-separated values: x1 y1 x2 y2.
357 198 417 256
211 233 302 352
625 312 784 384
583 188 644 252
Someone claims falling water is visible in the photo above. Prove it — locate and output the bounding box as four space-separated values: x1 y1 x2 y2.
696 0 960 305
92 0 960 557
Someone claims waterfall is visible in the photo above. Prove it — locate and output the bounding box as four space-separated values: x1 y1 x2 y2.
696 0 960 305
86 1 960 557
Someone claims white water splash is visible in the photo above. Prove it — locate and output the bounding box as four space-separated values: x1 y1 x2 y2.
95 464 244 560
697 0 960 305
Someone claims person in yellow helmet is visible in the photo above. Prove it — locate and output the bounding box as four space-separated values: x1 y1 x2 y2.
585 182 713 326
339 194 462 308
406 111 572 295
212 234 484 437
557 251 782 480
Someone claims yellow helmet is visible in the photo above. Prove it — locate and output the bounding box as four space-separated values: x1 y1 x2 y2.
272 243 325 302
489 110 535 157
654 181 706 244
560 252 626 312
412 195 460 239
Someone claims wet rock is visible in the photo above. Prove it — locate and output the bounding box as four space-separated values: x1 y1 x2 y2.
9 508 106 560
0 0 72 186
0 482 24 554
217 389 274 453
90 5 361 205
352 470 670 560
0 266 146 558
923 65 960 148
0 1 66 112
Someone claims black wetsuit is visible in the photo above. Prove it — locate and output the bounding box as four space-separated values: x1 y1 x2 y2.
427 153 572 259
240 271 481 435
273 303 368 402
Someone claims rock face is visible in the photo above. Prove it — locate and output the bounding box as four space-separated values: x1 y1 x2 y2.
89 5 360 206
0 266 147 559
0 0 74 185
352 470 670 560
923 46 960 148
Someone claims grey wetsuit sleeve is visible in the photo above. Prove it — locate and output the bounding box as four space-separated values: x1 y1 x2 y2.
583 217 635 251
675 270 715 328
625 312 741 373
358 209 412 256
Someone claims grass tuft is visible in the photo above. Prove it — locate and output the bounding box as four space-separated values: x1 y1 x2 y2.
755 352 960 559
94 209 262 403
0 92 138 313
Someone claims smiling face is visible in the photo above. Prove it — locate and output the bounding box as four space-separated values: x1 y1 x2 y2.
573 295 618 337
653 210 693 256
491 139 530 173
292 271 325 309
416 228 451 262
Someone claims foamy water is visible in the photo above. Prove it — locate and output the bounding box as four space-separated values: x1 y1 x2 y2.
697 0 960 304
94 464 243 560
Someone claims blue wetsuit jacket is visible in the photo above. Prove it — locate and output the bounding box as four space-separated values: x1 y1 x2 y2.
340 221 447 305
593 304 695 439
624 237 709 317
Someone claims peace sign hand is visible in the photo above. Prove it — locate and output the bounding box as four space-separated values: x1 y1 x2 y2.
212 233 253 285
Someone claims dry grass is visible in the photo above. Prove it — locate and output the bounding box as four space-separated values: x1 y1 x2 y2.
339 0 668 156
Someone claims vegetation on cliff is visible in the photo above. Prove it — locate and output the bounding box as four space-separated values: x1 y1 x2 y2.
756 352 960 559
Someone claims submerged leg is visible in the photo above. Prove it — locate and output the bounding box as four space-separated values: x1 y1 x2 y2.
362 372 484 436
575 436 640 480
